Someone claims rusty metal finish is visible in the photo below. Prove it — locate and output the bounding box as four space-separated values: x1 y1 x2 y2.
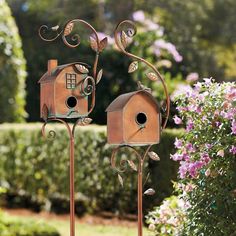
114 20 170 130
111 145 157 236
41 117 92 236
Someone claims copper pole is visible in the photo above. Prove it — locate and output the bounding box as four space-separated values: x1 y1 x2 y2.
138 161 143 236
70 135 75 236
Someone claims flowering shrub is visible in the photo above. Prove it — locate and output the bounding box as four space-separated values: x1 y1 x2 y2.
147 80 236 235
146 195 187 236
171 80 236 235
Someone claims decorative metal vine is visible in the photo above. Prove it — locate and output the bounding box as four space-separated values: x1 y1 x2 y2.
111 20 170 236
39 19 106 236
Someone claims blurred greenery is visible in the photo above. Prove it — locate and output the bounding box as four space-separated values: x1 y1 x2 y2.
0 0 27 123
0 211 60 236
0 123 182 216
3 0 235 124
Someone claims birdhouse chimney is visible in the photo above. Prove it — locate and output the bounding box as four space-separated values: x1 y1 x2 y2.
48 59 58 75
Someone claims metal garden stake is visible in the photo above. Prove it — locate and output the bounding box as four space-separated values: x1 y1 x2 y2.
38 19 107 236
106 20 170 236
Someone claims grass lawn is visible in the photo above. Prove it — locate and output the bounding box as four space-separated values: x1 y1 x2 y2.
4 211 150 236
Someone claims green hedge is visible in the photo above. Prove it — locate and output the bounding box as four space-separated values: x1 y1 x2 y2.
0 124 183 215
0 212 60 236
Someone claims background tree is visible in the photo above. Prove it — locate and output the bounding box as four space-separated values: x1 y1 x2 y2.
0 0 27 123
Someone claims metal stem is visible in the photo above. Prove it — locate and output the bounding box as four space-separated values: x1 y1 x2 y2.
138 161 143 236
70 135 75 236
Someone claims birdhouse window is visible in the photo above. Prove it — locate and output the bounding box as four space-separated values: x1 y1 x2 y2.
66 73 77 89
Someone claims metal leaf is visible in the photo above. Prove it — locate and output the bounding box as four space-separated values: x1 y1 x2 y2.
148 151 160 161
96 69 103 84
128 61 138 73
42 104 48 121
90 36 98 51
121 31 128 48
99 37 108 52
127 160 137 171
144 188 155 196
51 25 59 31
118 174 124 187
75 64 89 74
78 118 92 126
147 72 158 81
64 22 74 36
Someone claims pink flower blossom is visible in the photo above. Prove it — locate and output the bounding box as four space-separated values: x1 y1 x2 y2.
186 119 194 132
154 39 183 62
186 72 199 82
173 115 182 125
203 78 212 86
201 153 211 164
185 143 196 153
174 138 183 149
170 153 183 161
229 145 236 155
132 10 145 22
205 143 213 149
231 120 236 134
225 86 236 101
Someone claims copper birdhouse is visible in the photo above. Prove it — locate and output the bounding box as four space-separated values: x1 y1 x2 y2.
106 89 161 146
39 59 92 120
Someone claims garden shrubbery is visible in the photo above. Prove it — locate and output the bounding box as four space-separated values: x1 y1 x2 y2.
0 0 27 123
0 124 182 216
147 80 236 235
0 211 60 236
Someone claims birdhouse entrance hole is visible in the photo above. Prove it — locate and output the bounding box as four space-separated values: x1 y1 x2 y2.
136 112 147 126
66 96 77 108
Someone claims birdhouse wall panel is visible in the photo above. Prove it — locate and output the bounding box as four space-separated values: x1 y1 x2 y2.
107 111 123 144
40 82 55 118
54 67 88 118
123 93 160 145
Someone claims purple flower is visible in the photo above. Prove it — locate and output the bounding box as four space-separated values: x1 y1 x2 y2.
225 86 236 101
201 153 211 164
174 138 183 149
229 145 236 155
185 143 196 153
132 10 145 22
154 39 183 62
173 115 182 125
186 72 199 82
170 153 183 161
231 120 236 134
186 119 194 132
205 143 213 149
179 161 189 179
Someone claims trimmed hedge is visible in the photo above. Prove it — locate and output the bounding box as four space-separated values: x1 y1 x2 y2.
0 124 183 215
0 212 60 236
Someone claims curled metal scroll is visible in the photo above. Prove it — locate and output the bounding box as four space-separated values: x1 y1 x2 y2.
111 145 152 179
114 20 170 130
39 19 107 79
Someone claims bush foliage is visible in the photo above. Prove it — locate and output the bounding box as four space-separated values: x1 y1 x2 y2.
0 211 60 236
0 124 182 216
0 0 27 123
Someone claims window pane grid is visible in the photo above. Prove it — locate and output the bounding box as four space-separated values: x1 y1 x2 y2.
66 73 77 89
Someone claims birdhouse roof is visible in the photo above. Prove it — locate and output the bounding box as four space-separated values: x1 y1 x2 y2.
106 90 159 112
38 62 90 83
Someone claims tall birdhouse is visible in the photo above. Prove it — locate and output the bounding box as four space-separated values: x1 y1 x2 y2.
39 59 91 120
106 90 161 146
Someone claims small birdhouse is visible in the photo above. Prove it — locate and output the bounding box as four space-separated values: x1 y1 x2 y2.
38 59 91 120
106 90 161 146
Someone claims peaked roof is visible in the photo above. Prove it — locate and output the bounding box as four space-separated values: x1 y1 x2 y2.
38 62 90 83
106 90 159 112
